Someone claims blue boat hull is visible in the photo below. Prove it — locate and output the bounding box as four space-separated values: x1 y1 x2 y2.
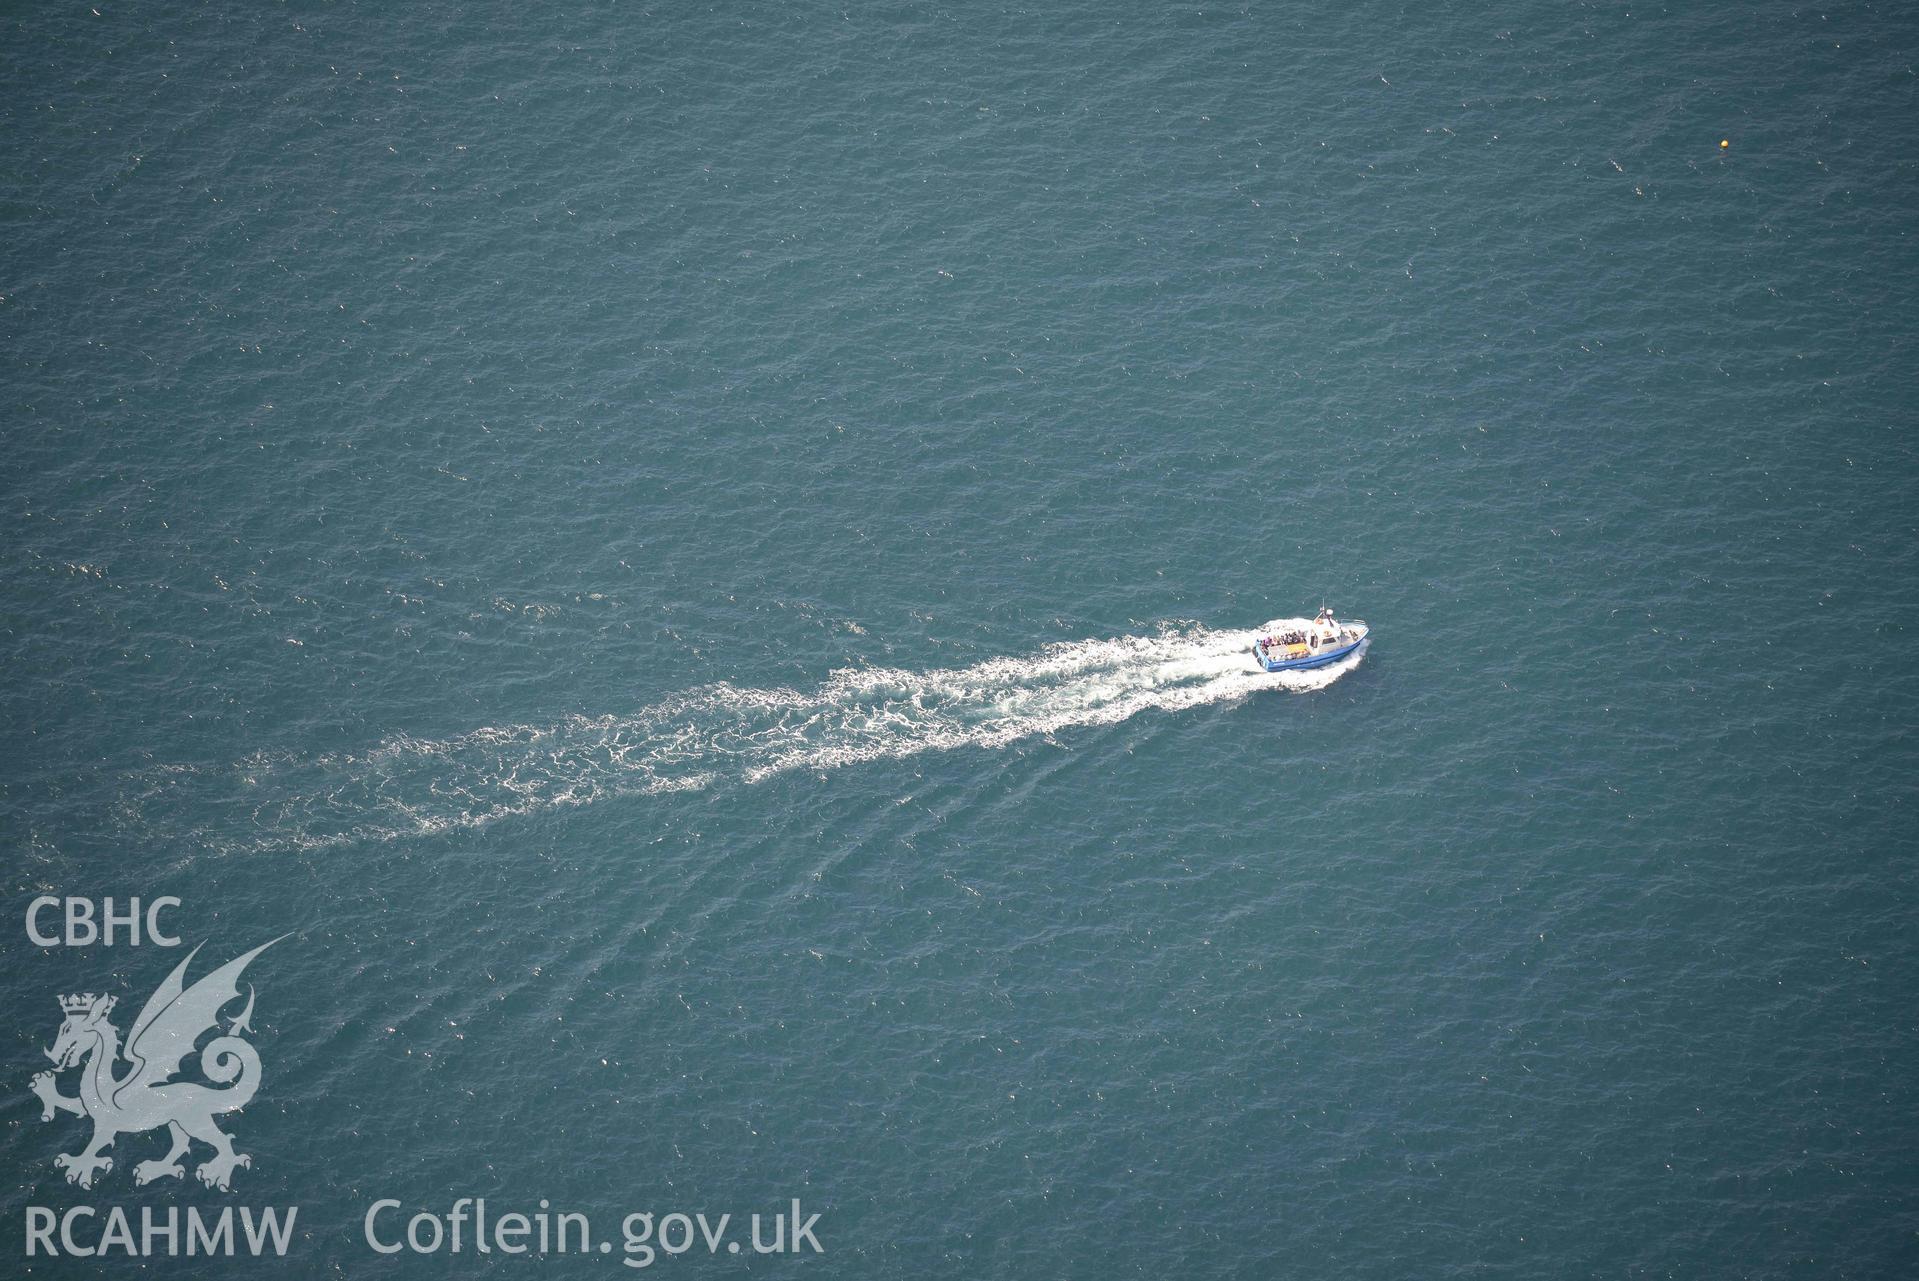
1254 637 1363 673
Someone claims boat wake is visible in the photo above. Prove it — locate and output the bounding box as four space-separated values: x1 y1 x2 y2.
128 624 1367 853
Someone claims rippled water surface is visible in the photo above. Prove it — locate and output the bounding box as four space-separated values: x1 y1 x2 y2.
4 3 1917 1276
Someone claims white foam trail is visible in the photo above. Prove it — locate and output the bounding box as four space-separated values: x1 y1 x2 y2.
145 624 1365 852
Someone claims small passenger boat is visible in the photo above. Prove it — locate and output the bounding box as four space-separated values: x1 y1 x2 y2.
1252 607 1369 672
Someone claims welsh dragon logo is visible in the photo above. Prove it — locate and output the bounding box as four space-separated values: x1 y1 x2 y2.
30 938 283 1191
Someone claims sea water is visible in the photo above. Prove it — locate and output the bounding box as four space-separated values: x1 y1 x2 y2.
3 3 1916 1276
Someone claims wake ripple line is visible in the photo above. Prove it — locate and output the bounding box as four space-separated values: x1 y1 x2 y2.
128 624 1366 853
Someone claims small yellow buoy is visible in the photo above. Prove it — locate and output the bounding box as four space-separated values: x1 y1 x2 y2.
1720 139 1730 149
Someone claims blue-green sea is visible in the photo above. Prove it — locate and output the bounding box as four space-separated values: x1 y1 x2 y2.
4 2 1917 1276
